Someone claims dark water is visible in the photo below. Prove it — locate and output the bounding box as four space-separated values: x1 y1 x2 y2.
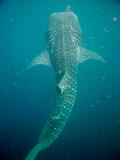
0 0 120 160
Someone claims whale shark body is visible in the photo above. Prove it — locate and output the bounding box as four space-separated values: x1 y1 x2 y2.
25 10 105 160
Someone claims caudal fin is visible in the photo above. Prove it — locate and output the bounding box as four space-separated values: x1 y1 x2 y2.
25 141 50 160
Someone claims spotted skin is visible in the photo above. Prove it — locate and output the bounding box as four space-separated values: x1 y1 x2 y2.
25 11 105 160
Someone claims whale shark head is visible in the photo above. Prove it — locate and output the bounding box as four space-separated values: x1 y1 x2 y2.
49 11 80 33
50 11 77 21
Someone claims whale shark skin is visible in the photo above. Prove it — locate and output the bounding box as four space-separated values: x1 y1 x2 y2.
25 11 105 160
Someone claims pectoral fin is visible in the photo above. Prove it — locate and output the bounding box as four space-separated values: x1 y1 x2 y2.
76 47 106 64
27 51 51 69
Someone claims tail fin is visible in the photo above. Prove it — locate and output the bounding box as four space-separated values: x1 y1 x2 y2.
25 141 49 160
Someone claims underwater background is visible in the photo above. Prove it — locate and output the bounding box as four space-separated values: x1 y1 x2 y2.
0 0 120 160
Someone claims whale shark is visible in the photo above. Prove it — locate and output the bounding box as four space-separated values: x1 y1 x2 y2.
25 8 105 160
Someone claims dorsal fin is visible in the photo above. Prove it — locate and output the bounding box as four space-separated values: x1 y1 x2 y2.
58 72 70 94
